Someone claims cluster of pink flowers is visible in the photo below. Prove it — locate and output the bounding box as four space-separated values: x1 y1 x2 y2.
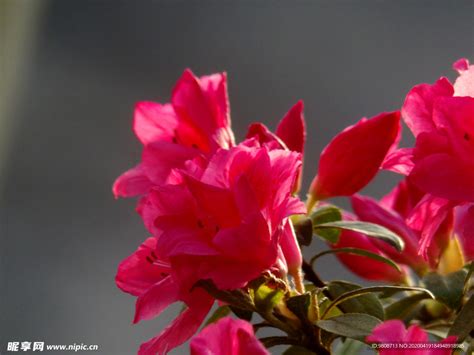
114 59 472 354
114 70 307 353
333 58 474 282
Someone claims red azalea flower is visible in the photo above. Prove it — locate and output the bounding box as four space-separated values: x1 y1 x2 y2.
382 59 474 259
140 141 305 290
113 70 235 198
385 58 474 202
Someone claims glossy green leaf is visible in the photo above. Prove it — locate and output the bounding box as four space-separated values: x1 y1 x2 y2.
311 205 342 243
333 338 366 355
385 292 430 320
310 247 401 273
316 221 405 251
323 285 434 320
422 268 467 309
316 313 382 341
326 281 384 321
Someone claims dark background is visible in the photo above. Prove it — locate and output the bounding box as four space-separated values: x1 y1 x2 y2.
1 1 473 354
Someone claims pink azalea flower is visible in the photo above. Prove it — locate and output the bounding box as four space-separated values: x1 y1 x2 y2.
113 70 235 198
116 237 214 355
334 177 459 276
140 141 306 290
245 102 306 276
309 111 400 200
384 58 474 202
366 320 457 355
382 180 454 267
190 317 268 355
382 59 474 258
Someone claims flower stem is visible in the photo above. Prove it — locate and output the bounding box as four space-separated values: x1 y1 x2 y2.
293 267 305 294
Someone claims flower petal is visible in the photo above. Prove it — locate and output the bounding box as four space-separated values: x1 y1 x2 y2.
133 102 178 145
310 111 400 199
138 298 213 355
382 148 414 175
406 194 453 262
454 203 474 261
246 123 285 150
142 142 199 185
351 194 425 269
172 70 234 150
133 275 180 323
115 237 170 296
410 153 474 202
190 317 269 355
453 58 474 97
112 164 153 198
276 101 306 153
402 78 453 137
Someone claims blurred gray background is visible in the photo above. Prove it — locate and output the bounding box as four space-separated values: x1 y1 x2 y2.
1 1 473 354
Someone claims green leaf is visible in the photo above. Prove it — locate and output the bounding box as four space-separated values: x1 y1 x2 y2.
322 285 434 320
283 345 317 355
204 305 231 326
326 281 384 321
333 338 366 355
310 247 401 274
422 268 467 309
385 292 431 320
316 313 382 341
286 293 311 321
255 283 284 313
316 221 405 252
294 217 314 246
448 294 474 342
311 205 342 243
